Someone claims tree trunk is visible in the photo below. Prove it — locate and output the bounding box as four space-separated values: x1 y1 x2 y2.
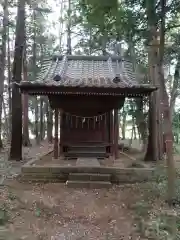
135 98 147 150
32 9 39 144
22 93 31 146
158 0 176 204
7 25 12 138
66 0 72 54
130 119 134 145
58 0 65 52
22 34 30 146
169 60 180 120
10 0 25 160
0 0 8 149
46 99 53 143
132 117 137 139
2 98 9 139
145 0 162 161
122 110 126 140
144 96 155 161
163 89 176 204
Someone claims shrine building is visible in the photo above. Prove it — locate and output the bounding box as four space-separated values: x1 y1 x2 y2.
17 55 157 160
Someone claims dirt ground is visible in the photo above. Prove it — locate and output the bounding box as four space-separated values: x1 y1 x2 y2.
1 140 179 239
0 140 144 240
0 180 143 240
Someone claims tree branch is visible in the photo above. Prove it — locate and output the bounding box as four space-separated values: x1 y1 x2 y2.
165 24 180 31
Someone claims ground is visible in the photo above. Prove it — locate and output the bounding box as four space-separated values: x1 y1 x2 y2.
1 181 142 240
0 140 179 239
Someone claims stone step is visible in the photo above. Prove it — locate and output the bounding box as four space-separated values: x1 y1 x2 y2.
68 146 106 152
66 180 111 188
69 173 111 181
76 157 100 166
67 142 107 146
68 149 106 153
64 152 107 158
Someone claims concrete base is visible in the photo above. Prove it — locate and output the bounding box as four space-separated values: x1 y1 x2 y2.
69 173 111 181
21 153 155 185
21 165 155 184
76 157 100 167
66 180 112 188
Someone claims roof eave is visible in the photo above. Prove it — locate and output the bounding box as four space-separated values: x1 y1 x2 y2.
14 82 158 97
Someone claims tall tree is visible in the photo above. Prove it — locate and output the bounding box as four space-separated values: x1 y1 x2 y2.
31 9 40 145
144 0 161 161
158 0 176 205
22 43 31 146
10 0 25 160
22 6 31 146
66 0 72 54
7 23 12 138
0 0 8 149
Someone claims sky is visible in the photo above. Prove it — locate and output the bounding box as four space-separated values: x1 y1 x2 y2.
46 0 79 52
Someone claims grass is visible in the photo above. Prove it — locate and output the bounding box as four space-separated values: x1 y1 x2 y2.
0 203 9 226
0 190 17 226
130 166 180 239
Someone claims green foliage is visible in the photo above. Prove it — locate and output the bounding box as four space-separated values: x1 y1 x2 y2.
172 109 180 144
132 167 180 239
152 166 168 183
0 204 9 226
143 216 177 240
144 166 180 201
131 200 150 217
35 207 41 217
7 191 16 201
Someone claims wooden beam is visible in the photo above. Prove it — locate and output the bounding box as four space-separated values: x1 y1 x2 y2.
54 108 59 159
114 108 119 159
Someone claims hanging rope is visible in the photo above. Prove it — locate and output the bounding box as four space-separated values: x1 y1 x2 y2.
64 111 108 119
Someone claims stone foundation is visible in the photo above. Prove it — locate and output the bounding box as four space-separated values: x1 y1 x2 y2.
21 163 155 184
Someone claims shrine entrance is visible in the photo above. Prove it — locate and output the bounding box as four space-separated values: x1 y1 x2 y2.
60 110 112 158
62 112 109 144
53 94 125 158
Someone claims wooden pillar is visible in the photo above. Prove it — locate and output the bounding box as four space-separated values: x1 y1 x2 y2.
54 108 59 159
109 110 113 155
114 108 119 159
59 109 63 155
103 113 107 142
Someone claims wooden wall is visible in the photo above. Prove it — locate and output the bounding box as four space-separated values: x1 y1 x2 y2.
61 112 109 144
49 94 124 146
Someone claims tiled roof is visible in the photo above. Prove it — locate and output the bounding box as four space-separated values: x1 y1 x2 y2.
18 55 157 96
34 55 137 88
23 55 153 89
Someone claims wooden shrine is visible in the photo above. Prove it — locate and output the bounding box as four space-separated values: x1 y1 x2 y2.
17 55 157 159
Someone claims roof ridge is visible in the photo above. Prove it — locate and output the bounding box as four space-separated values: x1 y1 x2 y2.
51 55 132 62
